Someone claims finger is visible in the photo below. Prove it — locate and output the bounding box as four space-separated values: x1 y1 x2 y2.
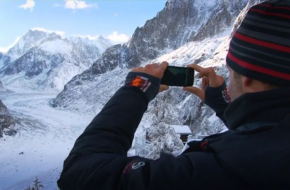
159 85 169 93
187 64 204 73
145 63 158 69
159 61 168 73
187 64 208 78
202 77 209 89
206 67 218 81
150 63 159 68
187 64 217 79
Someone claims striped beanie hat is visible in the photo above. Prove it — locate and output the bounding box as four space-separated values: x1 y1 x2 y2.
227 0 290 87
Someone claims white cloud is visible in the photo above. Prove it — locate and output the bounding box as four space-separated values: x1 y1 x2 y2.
107 31 130 44
65 0 98 9
19 0 35 11
32 28 65 37
0 37 21 53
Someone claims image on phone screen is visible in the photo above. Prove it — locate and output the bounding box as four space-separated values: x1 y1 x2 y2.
161 66 194 86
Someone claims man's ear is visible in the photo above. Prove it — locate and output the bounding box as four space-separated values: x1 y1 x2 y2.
243 77 252 87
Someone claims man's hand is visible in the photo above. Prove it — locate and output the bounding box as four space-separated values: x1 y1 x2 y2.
132 61 168 79
183 64 225 101
132 61 169 93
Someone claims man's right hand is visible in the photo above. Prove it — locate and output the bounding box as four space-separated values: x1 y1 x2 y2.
183 64 225 101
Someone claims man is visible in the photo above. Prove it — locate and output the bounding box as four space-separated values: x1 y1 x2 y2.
58 1 290 189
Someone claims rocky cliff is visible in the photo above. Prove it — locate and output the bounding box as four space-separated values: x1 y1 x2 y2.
0 82 16 138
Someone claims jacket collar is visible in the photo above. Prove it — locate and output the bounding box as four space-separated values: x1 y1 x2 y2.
224 87 290 130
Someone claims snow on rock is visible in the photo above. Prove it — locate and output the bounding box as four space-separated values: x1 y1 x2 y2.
0 80 4 89
68 35 111 54
145 122 184 160
122 0 247 68
0 96 16 138
39 39 72 55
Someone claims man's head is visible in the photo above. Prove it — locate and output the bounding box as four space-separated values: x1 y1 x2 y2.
227 65 279 101
226 0 290 101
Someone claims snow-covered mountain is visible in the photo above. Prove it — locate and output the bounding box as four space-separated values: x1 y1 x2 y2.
2 30 53 65
51 0 249 108
120 0 248 68
128 0 247 62
51 0 259 138
0 30 113 91
0 30 58 70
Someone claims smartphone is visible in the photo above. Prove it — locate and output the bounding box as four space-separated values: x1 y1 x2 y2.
161 66 194 86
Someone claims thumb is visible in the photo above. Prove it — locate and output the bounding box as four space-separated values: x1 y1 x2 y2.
183 86 205 101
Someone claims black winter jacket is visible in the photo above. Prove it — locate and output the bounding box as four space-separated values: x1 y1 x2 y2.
57 79 290 190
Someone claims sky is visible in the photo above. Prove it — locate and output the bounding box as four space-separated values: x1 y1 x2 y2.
0 0 167 53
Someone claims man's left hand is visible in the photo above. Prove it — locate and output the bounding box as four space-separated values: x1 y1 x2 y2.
132 61 168 79
132 61 169 94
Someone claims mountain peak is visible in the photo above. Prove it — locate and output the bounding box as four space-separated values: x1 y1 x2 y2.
30 28 64 36
98 35 105 40
5 30 50 61
27 29 47 36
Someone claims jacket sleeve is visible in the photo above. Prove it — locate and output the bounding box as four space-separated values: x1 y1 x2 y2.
204 82 231 126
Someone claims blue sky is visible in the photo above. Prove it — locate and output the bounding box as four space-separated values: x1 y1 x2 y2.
0 0 166 52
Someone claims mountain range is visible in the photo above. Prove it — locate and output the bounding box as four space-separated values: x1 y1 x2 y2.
0 30 112 138
0 29 112 91
0 0 266 141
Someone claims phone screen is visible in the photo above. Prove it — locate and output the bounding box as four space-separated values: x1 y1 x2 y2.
161 66 194 86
